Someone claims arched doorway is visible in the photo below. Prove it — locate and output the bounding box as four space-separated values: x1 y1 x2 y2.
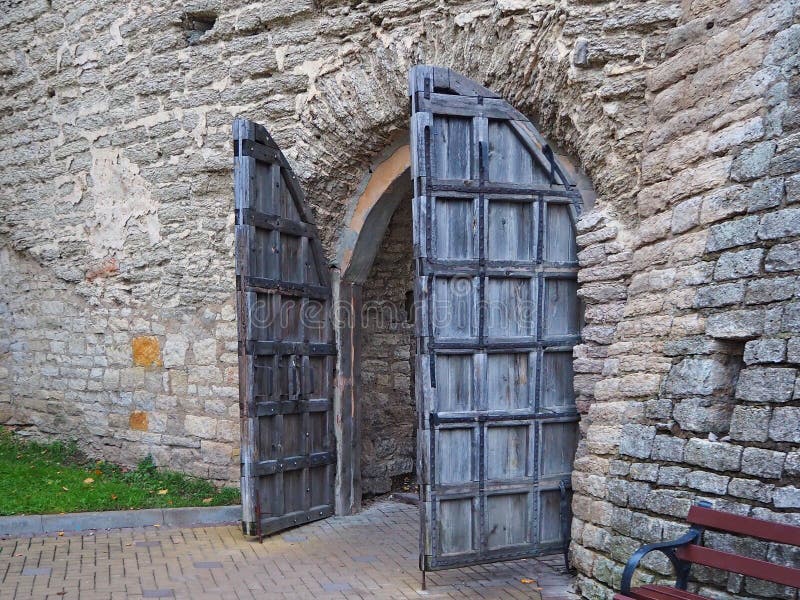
234 66 595 574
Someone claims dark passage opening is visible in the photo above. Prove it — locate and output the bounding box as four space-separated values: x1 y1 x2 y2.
359 198 417 497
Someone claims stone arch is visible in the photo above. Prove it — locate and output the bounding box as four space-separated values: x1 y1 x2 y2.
268 6 626 252
334 141 412 284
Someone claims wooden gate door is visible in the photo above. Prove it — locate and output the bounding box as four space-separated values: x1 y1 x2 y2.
233 118 336 538
410 66 582 571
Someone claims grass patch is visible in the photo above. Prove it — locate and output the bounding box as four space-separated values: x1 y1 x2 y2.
0 428 240 515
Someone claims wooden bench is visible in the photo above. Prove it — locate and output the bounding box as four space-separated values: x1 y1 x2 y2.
614 501 800 600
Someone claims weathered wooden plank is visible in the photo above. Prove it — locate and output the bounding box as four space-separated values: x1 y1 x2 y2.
687 505 800 545
237 138 281 164
239 208 312 237
431 412 579 425
255 398 332 417
243 276 331 300
544 203 577 263
427 337 580 351
252 451 336 477
415 92 526 121
247 340 335 356
427 179 579 197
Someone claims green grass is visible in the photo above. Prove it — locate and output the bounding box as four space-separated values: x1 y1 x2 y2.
0 428 240 516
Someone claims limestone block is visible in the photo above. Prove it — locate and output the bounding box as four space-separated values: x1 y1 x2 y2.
684 439 742 471
773 486 800 509
745 276 797 304
789 337 800 363
706 309 764 339
735 367 796 402
742 447 786 479
664 357 737 397
673 397 733 433
200 440 234 466
700 185 748 225
686 471 729 495
785 451 800 476
765 240 800 272
730 141 776 182
618 424 656 459
192 338 217 365
645 489 692 518
694 283 744 308
786 172 800 204
728 478 774 502
671 196 701 233
131 336 162 368
163 334 188 368
707 116 764 155
729 405 772 442
746 177 785 212
744 339 786 365
657 466 690 486
184 414 217 439
769 406 800 442
784 303 800 333
629 463 659 482
713 248 763 280
758 207 800 240
706 215 759 251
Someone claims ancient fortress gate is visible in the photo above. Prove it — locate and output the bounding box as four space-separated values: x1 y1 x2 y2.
234 66 589 572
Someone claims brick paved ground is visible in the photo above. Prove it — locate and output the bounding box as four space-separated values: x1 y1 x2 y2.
0 500 578 600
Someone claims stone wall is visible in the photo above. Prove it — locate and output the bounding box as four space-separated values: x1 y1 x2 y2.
568 3 800 598
0 0 798 597
359 198 416 496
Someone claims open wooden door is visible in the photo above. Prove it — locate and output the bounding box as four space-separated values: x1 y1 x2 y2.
410 66 582 571
234 118 336 538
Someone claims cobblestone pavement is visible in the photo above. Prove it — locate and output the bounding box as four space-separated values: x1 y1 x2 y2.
0 500 578 600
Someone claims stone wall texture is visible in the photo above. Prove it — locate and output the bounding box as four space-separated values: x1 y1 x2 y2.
0 0 798 598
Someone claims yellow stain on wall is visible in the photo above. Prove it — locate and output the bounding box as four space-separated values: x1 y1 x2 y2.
129 411 149 431
131 335 162 367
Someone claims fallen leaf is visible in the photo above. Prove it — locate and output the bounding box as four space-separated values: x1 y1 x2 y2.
57 531 64 537
83 477 94 484
157 489 168 495
56 591 66 596
520 578 536 584
61 486 69 491
111 494 118 500
202 497 213 504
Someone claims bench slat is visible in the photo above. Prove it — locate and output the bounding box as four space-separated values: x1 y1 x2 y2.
675 544 800 587
639 586 705 599
687 506 800 546
626 586 705 600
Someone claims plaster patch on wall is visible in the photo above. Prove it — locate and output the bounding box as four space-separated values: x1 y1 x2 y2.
86 148 160 258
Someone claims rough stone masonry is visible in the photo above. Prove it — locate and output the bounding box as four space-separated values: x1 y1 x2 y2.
0 0 798 598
